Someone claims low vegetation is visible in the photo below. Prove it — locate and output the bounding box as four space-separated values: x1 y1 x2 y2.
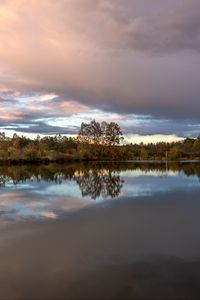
0 120 200 163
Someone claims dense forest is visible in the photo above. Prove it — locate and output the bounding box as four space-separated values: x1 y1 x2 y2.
0 120 200 163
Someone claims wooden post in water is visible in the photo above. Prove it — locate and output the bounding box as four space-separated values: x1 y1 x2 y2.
165 151 168 173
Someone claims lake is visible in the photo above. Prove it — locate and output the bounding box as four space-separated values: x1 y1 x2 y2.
0 161 200 299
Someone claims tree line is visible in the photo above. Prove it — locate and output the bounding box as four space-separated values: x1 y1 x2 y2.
0 120 200 163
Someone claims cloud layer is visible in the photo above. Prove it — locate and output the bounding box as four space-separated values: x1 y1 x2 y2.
0 0 200 138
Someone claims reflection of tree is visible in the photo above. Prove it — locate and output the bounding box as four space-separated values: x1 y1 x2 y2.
0 161 200 193
0 175 11 187
0 175 6 187
0 163 124 199
73 169 124 199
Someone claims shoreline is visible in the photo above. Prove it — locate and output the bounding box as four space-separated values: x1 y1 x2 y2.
0 158 200 166
0 158 200 165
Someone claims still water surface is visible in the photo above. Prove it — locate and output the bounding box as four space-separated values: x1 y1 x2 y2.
0 162 200 299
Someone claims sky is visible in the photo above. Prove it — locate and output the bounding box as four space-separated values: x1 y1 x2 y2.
0 0 200 143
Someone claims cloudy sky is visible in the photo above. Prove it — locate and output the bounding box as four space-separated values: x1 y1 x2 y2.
0 0 200 143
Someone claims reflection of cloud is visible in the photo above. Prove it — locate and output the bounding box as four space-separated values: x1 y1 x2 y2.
1 162 199 222
0 189 93 221
120 170 179 178
38 211 57 219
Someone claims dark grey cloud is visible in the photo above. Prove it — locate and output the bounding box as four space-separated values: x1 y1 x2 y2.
4 122 78 135
66 0 200 54
123 118 200 138
105 0 200 54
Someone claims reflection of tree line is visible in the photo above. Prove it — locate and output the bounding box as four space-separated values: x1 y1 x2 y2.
0 162 200 198
0 163 124 199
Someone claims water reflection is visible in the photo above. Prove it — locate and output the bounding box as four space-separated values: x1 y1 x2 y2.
0 162 200 298
74 169 123 199
1 161 200 184
0 162 200 221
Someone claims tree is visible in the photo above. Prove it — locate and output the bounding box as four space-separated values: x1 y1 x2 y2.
77 120 102 144
0 132 6 141
192 137 200 156
77 120 123 146
105 122 123 146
